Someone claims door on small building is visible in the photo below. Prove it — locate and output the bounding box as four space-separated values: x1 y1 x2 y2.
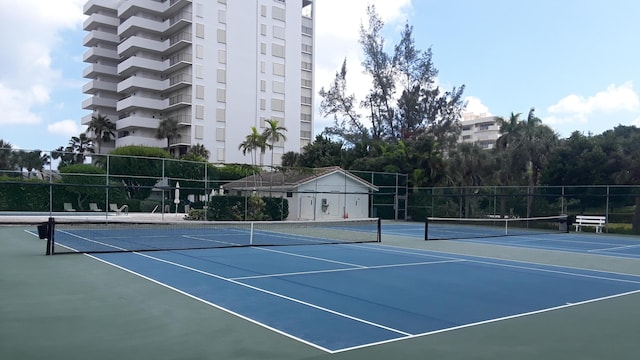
299 196 315 220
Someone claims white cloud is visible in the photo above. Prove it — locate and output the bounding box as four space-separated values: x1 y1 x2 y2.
0 83 43 125
48 119 84 137
0 0 84 126
547 82 639 116
544 82 640 136
463 96 492 117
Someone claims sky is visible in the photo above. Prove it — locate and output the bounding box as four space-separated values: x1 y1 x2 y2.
0 0 639 153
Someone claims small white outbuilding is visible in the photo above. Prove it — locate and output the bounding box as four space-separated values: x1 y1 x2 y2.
223 167 378 220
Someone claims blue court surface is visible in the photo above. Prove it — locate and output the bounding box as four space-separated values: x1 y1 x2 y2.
383 222 640 259
91 242 640 353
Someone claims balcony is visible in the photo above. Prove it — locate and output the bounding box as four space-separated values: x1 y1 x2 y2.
165 0 193 17
165 94 191 112
83 63 118 78
165 73 192 92
118 56 166 77
81 111 118 126
116 115 160 131
118 36 166 58
84 30 119 47
117 76 165 93
116 95 167 112
118 0 165 19
83 79 118 94
84 0 116 15
165 11 192 34
164 53 192 74
119 16 166 38
116 135 165 148
83 13 119 31
82 96 118 110
83 47 118 63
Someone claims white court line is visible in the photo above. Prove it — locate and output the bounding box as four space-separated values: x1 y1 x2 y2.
334 289 640 353
231 259 465 280
590 243 640 252
85 254 336 353
256 246 368 268
352 243 640 281
131 251 414 337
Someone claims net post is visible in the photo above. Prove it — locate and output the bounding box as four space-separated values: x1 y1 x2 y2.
377 218 382 242
250 222 254 245
424 218 429 241
46 217 55 255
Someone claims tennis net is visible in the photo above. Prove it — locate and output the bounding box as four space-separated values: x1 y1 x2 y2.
44 217 381 254
424 215 569 240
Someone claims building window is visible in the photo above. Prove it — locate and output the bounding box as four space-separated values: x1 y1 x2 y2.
273 63 285 76
217 148 225 162
217 69 226 83
218 10 226 24
196 44 204 59
260 99 266 110
260 43 267 55
196 85 205 99
273 25 285 39
218 50 226 64
271 98 284 112
216 88 226 102
195 105 204 119
272 6 285 21
195 64 203 79
272 43 285 58
260 80 266 92
217 29 226 44
260 5 267 17
196 23 205 38
216 128 225 141
260 24 267 36
195 125 204 139
216 108 226 122
272 80 285 94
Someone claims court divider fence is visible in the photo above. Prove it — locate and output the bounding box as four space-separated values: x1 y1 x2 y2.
1 151 639 233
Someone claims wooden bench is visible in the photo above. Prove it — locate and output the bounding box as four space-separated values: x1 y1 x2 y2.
574 215 606 233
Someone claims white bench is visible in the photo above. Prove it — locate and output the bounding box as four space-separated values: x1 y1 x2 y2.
574 215 606 233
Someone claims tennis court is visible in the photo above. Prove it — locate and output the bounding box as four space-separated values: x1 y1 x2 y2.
384 219 640 259
2 217 640 359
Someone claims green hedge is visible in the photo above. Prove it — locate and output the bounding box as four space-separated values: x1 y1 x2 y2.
187 196 288 221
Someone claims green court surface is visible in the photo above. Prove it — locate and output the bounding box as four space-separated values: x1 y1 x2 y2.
2 224 640 360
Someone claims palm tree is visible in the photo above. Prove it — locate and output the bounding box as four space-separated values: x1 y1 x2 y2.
188 144 210 159
22 150 50 178
67 133 95 164
86 114 115 154
156 117 180 155
262 119 287 168
239 126 266 167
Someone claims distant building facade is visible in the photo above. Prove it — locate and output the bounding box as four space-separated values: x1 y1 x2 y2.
82 0 315 165
459 113 500 149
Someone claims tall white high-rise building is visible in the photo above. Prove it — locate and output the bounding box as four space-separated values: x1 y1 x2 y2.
82 0 314 165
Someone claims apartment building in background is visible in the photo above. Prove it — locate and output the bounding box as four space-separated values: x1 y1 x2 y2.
459 113 500 149
82 0 315 165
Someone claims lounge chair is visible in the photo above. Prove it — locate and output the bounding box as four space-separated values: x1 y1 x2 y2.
89 203 102 212
109 203 129 215
63 203 76 212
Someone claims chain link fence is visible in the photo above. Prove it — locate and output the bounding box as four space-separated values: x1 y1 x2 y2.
1 151 638 233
